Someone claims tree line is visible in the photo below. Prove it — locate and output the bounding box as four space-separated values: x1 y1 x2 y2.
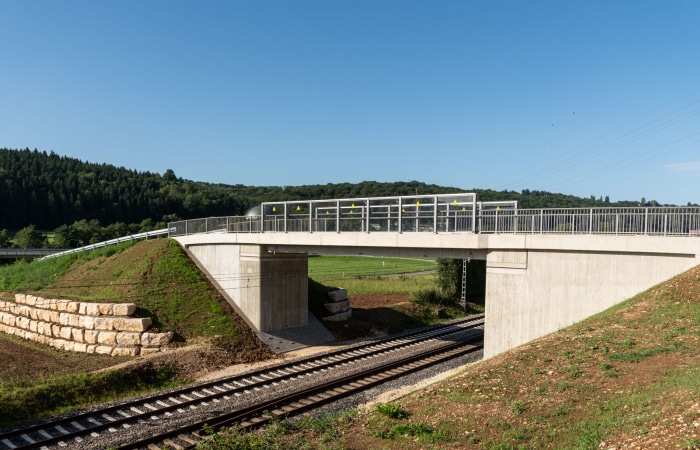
2 147 688 249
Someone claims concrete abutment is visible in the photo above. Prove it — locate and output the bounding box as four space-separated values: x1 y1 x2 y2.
484 247 699 358
183 242 308 332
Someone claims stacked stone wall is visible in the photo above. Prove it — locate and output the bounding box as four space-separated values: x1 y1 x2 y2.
323 289 352 322
0 294 173 356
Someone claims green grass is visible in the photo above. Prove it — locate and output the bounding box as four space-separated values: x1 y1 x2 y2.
0 364 184 426
308 255 436 280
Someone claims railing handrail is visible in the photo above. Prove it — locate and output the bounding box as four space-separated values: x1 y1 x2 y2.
167 195 700 239
38 229 169 261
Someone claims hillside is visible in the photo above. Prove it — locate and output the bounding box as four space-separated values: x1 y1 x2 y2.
0 147 646 234
0 238 273 363
201 265 700 449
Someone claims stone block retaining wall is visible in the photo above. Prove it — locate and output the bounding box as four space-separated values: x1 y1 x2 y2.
0 294 173 356
323 289 352 322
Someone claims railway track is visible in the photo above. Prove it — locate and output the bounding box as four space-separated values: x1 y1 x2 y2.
0 315 484 450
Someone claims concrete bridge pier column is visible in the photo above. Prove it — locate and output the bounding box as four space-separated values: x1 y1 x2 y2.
240 245 308 331
182 242 308 332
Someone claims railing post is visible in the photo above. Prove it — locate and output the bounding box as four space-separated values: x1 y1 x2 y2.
433 195 438 233
589 209 593 234
309 201 313 233
540 210 543 234
366 198 371 233
644 208 648 235
336 200 340 233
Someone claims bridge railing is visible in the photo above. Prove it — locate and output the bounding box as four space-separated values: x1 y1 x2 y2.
39 229 170 260
167 195 700 238
477 207 700 236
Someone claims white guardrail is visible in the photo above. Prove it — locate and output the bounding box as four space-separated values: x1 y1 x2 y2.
167 194 700 238
39 228 169 261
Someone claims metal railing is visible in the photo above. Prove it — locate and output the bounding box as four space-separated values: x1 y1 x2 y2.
38 229 170 261
168 194 700 238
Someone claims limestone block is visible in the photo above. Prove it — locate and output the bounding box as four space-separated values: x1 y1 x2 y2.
72 328 84 342
327 289 348 302
25 295 36 306
67 313 81 328
0 324 6 334
49 311 59 322
94 317 114 330
84 303 101 316
323 309 352 322
35 297 50 309
95 345 114 355
65 302 79 313
113 317 152 332
324 299 350 314
112 347 140 357
98 303 114 315
0 312 12 327
73 342 87 353
39 322 53 337
56 300 70 311
24 331 37 342
15 293 25 303
140 332 174 347
97 331 118 345
51 324 61 337
80 315 95 330
18 305 30 318
116 332 142 346
112 303 137 316
86 345 96 354
16 316 29 329
38 309 52 322
28 308 39 320
53 339 68 350
78 303 87 315
60 327 73 340
84 330 99 344
58 313 70 326
29 319 38 333
140 347 161 356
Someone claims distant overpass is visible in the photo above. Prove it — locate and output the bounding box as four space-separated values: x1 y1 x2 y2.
168 193 700 357
0 248 69 259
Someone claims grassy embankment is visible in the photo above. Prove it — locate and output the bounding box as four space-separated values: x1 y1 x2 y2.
197 265 700 450
0 244 460 426
0 239 262 426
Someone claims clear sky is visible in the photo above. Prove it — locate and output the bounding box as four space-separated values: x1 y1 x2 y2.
2 1 699 205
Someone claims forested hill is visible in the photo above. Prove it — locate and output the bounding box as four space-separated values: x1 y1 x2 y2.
1 147 639 232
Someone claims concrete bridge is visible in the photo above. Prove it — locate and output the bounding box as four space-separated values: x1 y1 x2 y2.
169 193 700 358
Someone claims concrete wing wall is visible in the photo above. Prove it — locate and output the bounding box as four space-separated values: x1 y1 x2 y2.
484 247 700 358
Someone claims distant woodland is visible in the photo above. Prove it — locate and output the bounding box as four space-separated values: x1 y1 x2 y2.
0 147 670 248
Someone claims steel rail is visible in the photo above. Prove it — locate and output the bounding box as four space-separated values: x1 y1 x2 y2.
119 334 483 449
0 316 483 450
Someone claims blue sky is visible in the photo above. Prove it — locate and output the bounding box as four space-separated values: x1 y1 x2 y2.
1 1 699 205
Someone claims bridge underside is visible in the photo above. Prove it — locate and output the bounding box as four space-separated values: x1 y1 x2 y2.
174 234 700 356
